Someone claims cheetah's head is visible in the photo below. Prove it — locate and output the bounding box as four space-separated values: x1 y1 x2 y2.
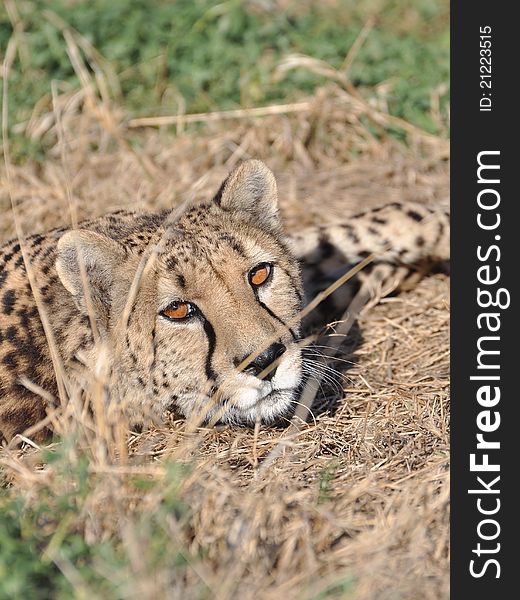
56 160 304 426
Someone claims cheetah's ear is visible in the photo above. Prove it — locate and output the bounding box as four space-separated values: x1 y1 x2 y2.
56 230 127 319
214 160 280 231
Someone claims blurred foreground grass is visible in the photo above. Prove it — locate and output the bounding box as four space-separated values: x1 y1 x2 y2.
1 443 195 599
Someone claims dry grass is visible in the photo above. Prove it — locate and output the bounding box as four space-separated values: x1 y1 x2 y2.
0 44 449 600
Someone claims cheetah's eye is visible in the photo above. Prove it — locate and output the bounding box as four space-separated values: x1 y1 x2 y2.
161 301 195 321
248 262 272 287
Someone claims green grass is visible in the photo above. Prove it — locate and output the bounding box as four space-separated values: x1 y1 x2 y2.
0 444 196 600
0 0 449 161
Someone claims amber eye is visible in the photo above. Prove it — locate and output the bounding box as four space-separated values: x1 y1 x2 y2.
161 302 194 321
249 263 272 287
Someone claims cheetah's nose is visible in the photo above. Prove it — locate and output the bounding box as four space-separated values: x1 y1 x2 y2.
241 343 286 381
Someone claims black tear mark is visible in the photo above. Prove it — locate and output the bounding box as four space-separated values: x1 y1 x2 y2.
203 318 219 381
257 299 298 341
250 278 299 340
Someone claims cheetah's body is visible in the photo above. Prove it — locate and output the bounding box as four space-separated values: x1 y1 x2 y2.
0 161 449 441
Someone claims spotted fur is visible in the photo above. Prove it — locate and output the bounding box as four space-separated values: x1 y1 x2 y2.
0 160 449 441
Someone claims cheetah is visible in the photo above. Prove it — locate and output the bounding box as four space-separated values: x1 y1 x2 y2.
0 160 449 442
